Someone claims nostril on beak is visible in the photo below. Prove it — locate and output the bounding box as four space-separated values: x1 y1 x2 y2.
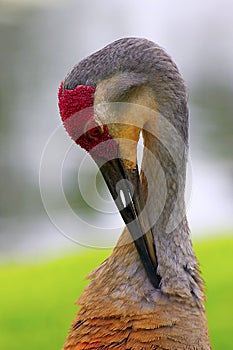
119 190 126 208
116 179 134 211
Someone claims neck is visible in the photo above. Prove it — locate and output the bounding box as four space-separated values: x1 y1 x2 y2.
78 111 205 307
141 124 204 302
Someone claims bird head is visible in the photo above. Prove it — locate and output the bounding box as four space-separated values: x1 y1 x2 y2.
58 38 188 289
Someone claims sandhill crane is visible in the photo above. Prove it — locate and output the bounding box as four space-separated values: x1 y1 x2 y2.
58 38 211 350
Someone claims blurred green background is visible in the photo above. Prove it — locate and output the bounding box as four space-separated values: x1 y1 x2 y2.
0 0 232 349
0 237 233 349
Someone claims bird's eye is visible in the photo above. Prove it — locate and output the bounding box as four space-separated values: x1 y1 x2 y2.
84 119 103 139
88 125 102 139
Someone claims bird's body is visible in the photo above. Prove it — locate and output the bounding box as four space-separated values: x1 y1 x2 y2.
58 38 211 349
63 229 210 349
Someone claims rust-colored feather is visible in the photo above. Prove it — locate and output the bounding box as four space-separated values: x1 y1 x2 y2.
62 234 210 350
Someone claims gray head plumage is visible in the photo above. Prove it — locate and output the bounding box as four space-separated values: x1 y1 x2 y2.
63 37 189 143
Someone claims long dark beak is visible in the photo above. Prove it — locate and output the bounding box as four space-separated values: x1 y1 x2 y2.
99 158 161 289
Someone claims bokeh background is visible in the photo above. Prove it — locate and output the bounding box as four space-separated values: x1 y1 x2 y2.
0 0 232 349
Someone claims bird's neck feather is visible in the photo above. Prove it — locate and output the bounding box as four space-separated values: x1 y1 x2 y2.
81 116 205 308
84 110 204 305
140 124 204 301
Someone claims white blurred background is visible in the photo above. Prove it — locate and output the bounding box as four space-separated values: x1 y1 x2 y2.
0 0 232 262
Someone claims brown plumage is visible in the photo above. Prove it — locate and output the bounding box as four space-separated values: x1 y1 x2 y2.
59 38 211 349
